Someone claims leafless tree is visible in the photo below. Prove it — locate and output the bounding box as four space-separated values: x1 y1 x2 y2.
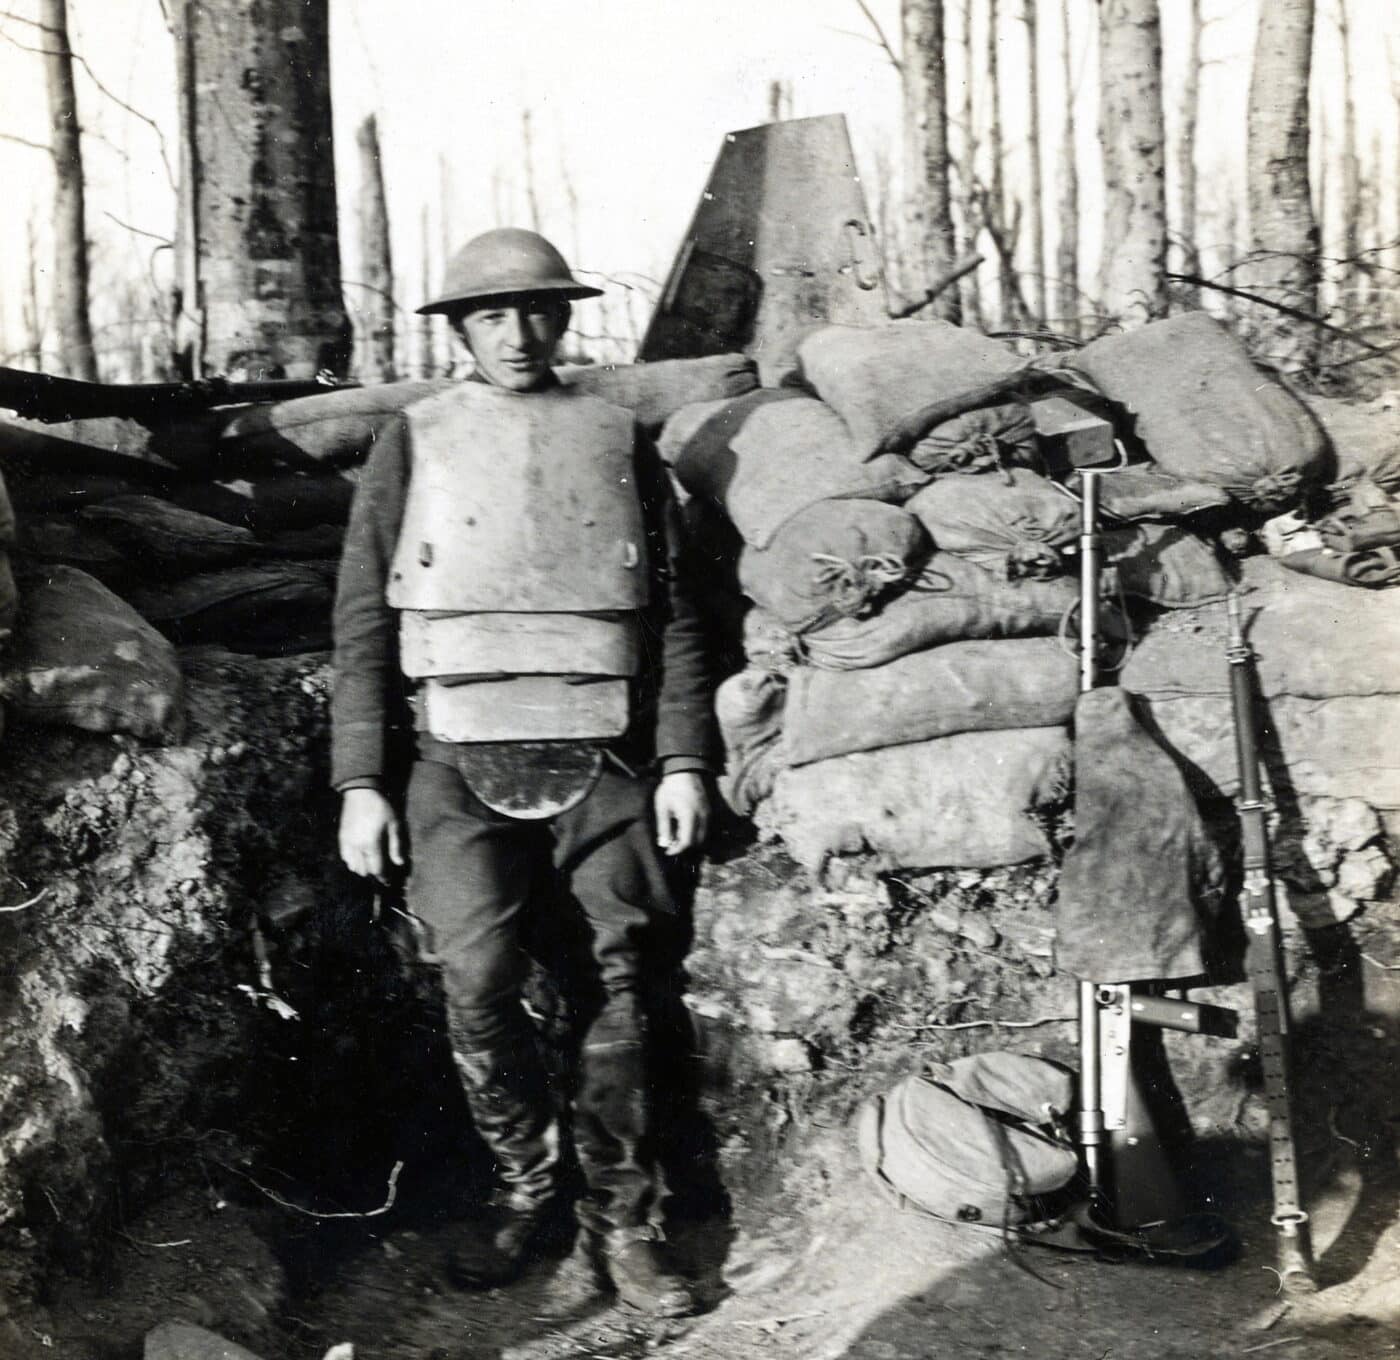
1337 0 1360 320
902 0 960 320
172 0 351 379
1021 0 1047 324
354 115 396 383
959 1 985 327
1055 0 1079 334
1175 0 1203 309
1245 0 1320 367
41 0 97 379
1097 0 1168 326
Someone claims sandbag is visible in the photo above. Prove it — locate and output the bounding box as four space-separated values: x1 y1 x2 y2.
715 667 788 815
166 472 355 532
1096 466 1231 521
908 468 1077 578
0 555 14 648
559 353 758 434
4 471 144 513
784 637 1079 766
78 495 257 571
797 321 1023 457
909 403 1040 477
760 727 1071 875
1121 554 1400 701
1071 312 1330 509
737 500 931 634
0 565 183 742
13 517 131 584
0 416 178 481
124 560 336 656
1105 523 1231 608
0 466 13 548
658 388 804 467
795 557 1079 670
1301 393 1400 494
1133 692 1400 807
210 379 452 471
675 394 927 547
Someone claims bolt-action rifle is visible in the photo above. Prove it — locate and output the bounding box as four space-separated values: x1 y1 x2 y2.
1225 593 1316 1293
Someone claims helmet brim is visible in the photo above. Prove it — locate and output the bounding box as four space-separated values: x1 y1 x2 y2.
416 279 604 316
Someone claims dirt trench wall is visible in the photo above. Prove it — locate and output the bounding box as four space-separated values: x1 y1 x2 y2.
0 652 337 1299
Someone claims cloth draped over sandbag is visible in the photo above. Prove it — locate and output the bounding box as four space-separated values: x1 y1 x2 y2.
796 321 1024 457
674 394 928 547
1300 394 1400 495
0 565 184 741
737 500 931 634
757 556 1079 671
1071 312 1330 509
783 636 1080 766
1095 466 1231 522
759 727 1071 876
908 468 1078 579
1054 687 1223 982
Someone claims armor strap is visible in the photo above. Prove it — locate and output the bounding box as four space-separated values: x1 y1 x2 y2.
455 741 604 820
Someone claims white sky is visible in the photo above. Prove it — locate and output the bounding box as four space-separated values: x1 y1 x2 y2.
1 1 1396 369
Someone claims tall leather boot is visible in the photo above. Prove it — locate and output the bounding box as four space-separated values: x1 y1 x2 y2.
573 1002 697 1317
447 1041 562 1288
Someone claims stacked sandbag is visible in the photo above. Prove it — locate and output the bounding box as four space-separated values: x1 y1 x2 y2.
0 467 15 648
1070 312 1331 510
0 565 183 742
1121 554 1400 805
795 320 1024 457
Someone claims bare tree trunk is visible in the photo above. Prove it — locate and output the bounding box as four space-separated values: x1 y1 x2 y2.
1097 0 1168 327
959 0 985 327
172 0 351 379
40 0 97 380
902 0 961 321
1245 0 1320 368
522 108 542 233
354 116 396 384
1221 190 1241 325
1176 0 1202 308
22 214 44 370
1338 0 1359 322
414 204 436 379
1055 0 1079 335
766 79 793 122
987 0 1014 324
1022 0 1047 324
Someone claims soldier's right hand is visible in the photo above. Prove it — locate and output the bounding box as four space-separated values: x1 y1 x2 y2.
338 787 405 882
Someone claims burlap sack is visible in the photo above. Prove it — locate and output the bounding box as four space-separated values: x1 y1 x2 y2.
760 727 1070 876
909 403 1040 476
167 472 355 532
0 565 183 741
716 667 788 815
797 557 1079 670
784 636 1079 766
79 495 257 571
796 321 1023 457
559 353 759 434
1072 312 1330 509
737 500 931 634
13 517 130 584
908 468 1078 578
1105 523 1231 608
676 395 927 547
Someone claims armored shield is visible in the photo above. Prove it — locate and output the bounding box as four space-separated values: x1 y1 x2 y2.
640 114 887 385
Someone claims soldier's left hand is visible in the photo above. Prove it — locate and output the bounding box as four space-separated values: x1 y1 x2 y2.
654 771 711 855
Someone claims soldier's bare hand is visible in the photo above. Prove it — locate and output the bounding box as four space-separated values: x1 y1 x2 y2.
654 771 710 856
339 787 405 881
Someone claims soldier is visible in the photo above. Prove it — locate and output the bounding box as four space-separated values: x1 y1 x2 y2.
331 228 714 1316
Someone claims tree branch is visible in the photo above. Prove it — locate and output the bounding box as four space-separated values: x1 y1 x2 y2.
102 210 172 246
0 128 53 154
853 0 901 74
1165 272 1391 354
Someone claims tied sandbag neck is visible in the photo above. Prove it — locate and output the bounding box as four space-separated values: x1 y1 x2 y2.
795 549 916 635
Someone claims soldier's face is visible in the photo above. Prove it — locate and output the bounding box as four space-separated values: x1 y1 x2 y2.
460 299 567 391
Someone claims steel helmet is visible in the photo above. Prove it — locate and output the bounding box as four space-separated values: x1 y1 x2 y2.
417 228 603 315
